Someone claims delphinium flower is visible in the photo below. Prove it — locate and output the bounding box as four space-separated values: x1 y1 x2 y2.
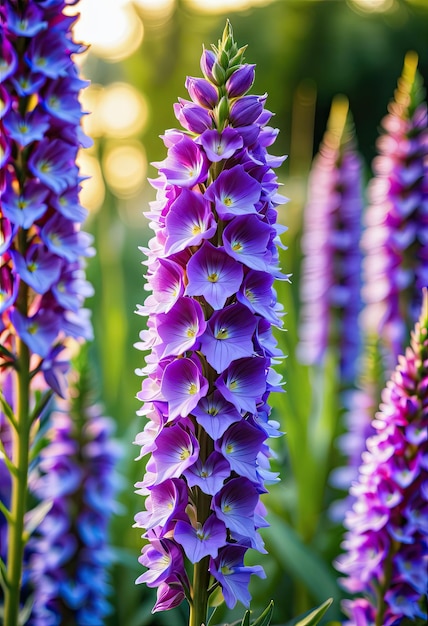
297 95 363 388
29 352 122 626
335 290 428 626
361 51 428 370
0 2 93 623
134 21 287 626
334 53 428 511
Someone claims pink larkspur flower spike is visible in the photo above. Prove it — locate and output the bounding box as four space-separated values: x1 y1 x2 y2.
336 289 428 626
134 21 287 621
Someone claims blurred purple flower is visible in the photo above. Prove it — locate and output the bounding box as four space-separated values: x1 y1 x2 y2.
1 0 94 395
361 52 428 365
335 293 428 626
298 95 363 385
134 22 287 619
333 54 428 519
29 361 122 626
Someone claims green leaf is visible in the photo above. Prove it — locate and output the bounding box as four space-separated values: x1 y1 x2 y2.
293 598 333 626
24 500 53 538
251 600 274 626
240 610 251 626
0 391 17 431
265 514 340 607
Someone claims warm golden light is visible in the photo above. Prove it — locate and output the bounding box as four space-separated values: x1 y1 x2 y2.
70 0 144 62
98 83 148 139
80 84 104 139
102 142 147 198
77 152 106 214
348 0 395 13
184 0 274 13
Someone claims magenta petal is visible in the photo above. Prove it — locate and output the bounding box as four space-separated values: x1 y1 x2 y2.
153 135 209 188
199 303 257 373
218 421 266 483
156 297 206 358
164 189 216 255
185 241 244 310
151 424 199 484
192 390 242 440
184 451 230 495
205 164 261 220
174 516 227 563
223 215 274 271
161 357 209 420
216 357 268 414
198 127 244 162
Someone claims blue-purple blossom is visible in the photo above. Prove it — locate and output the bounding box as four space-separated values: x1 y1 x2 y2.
29 364 122 626
134 22 287 618
0 0 94 394
333 54 428 515
298 95 363 385
361 52 428 365
335 293 428 626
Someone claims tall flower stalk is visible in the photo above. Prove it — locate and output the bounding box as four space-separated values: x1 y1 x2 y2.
338 52 428 505
0 2 93 624
362 51 427 369
134 22 287 625
298 94 363 388
29 350 122 626
336 290 428 626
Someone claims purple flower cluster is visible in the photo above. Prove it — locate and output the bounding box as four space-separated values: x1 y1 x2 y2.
298 96 363 385
0 0 94 393
29 366 122 626
361 52 428 369
134 23 287 616
333 55 428 512
336 294 428 626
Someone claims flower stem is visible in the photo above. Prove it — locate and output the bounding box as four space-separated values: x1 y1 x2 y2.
189 555 211 626
4 338 31 626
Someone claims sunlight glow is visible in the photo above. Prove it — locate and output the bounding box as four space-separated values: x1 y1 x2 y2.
348 0 395 13
98 84 148 139
102 143 147 198
77 152 105 213
70 0 144 62
184 0 275 13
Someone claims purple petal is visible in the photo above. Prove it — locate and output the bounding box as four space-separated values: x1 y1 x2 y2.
161 357 209 420
174 515 227 563
185 241 244 310
164 189 216 255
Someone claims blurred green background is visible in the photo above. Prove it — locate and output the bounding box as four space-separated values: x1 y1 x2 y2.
70 0 428 624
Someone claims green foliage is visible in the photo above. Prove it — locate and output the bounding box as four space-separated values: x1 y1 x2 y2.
292 598 333 626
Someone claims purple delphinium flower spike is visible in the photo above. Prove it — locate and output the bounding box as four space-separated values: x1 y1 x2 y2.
134 21 287 624
0 0 94 390
361 52 428 369
298 95 363 387
332 54 428 517
29 357 122 626
0 2 94 622
335 290 428 626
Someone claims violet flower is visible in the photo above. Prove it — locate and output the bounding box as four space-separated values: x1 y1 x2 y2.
335 291 428 626
361 52 428 368
0 0 94 386
0 2 94 623
29 359 122 626
134 22 287 625
333 53 428 512
298 95 363 386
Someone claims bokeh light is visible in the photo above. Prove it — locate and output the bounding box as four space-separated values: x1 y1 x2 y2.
184 0 275 13
77 152 105 214
102 142 147 199
70 0 144 62
98 83 148 139
348 0 395 13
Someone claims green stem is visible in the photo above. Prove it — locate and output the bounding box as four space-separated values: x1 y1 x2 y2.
189 555 211 626
4 339 31 626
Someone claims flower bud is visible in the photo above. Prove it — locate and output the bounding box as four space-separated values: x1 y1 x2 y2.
226 64 255 98
185 76 218 109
